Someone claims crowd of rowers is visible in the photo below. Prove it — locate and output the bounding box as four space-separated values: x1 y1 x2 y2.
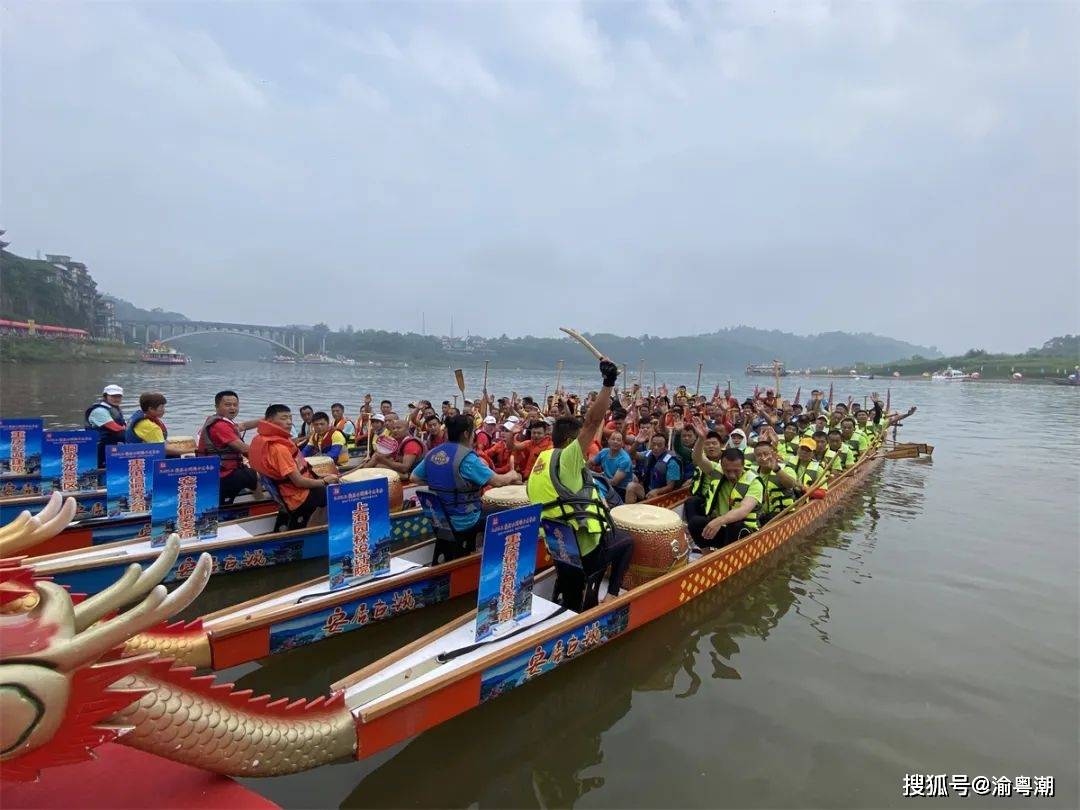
83 365 914 607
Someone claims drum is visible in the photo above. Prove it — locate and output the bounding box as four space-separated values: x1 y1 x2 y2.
166 435 197 456
481 485 531 513
341 467 404 513
306 455 339 479
610 503 689 589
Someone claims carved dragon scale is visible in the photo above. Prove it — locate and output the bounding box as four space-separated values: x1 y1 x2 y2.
1 500 355 780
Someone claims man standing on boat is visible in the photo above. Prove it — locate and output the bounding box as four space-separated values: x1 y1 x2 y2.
85 384 127 466
411 414 521 554
526 358 633 611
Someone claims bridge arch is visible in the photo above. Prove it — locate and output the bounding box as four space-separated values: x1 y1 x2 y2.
159 329 299 356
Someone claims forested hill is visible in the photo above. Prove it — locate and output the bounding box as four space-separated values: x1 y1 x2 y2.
319 326 940 369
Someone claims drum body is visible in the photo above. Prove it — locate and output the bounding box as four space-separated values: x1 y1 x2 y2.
341 467 405 513
480 485 531 513
166 435 197 456
610 503 689 588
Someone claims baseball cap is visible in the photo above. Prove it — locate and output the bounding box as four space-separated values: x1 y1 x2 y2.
484 415 497 424
799 437 817 451
103 384 124 396
371 413 385 422
502 415 521 430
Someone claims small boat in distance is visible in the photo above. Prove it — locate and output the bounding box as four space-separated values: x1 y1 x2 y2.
931 366 971 381
140 342 189 365
746 362 788 376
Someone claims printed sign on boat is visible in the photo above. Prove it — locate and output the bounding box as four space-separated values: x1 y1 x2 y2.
327 479 392 590
475 503 542 642
105 443 164 518
41 430 99 494
150 457 220 546
0 418 43 478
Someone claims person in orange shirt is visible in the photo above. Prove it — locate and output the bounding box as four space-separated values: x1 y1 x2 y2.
510 420 552 479
249 404 339 525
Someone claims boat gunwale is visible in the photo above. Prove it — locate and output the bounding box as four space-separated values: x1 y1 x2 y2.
340 443 884 722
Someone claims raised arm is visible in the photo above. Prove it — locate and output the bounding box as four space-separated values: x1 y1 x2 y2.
576 358 618 456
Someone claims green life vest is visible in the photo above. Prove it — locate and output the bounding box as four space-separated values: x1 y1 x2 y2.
526 447 606 556
712 470 761 532
785 458 823 489
689 466 721 514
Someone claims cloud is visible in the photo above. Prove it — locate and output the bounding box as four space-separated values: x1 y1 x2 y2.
1 0 1076 353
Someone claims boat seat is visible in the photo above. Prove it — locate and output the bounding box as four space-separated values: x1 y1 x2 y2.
540 518 604 612
257 474 310 532
415 490 477 564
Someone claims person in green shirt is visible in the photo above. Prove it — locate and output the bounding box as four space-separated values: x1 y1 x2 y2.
526 357 632 611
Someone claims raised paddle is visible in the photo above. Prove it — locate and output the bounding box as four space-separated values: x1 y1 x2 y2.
480 361 490 417
559 327 604 360
695 363 703 397
554 360 564 396
454 368 466 402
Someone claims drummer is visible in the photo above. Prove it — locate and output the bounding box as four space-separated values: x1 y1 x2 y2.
361 418 424 477
411 414 522 552
301 411 350 466
526 358 633 611
250 405 339 524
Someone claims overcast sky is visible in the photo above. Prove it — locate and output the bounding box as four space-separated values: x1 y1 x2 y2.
3 1 1076 354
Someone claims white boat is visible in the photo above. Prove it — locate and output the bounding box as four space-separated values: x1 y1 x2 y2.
931 366 971 381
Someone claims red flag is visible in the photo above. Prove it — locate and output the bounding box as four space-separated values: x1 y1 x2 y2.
793 386 801 406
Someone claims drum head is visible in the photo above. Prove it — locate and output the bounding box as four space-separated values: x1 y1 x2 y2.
481 484 529 506
610 503 683 530
342 467 400 484
375 436 399 456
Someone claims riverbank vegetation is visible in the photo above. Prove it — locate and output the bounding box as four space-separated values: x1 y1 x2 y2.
0 335 139 364
857 337 1078 380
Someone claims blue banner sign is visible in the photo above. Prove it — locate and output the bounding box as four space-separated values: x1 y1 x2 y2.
150 456 220 547
327 479 391 590
105 443 164 517
41 430 99 494
475 503 542 642
0 418 43 478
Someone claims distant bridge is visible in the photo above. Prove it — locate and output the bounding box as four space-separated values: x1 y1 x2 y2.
121 320 313 356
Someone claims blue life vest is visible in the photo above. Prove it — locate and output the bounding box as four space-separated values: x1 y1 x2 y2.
642 451 677 491
422 441 482 519
85 401 126 444
124 410 167 444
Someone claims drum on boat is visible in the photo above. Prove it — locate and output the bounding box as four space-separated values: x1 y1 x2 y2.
610 503 689 589
165 435 197 456
481 485 531 513
306 455 339 479
341 467 404 513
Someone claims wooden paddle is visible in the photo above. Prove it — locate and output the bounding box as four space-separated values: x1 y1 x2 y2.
554 360 564 397
480 361 490 417
559 327 604 360
695 363 703 396
454 368 466 402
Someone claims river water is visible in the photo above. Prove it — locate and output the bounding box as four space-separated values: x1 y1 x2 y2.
1 360 1077 808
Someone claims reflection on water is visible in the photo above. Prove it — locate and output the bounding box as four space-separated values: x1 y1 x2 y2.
3 362 1077 807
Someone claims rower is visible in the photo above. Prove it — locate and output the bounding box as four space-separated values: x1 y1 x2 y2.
826 429 853 473
196 390 262 504
625 432 681 503
294 405 315 445
840 417 867 459
688 419 763 547
85 384 126 466
526 358 633 611
362 418 424 476
411 414 521 556
727 428 749 457
751 442 791 524
250 404 339 526
775 422 799 463
124 392 181 455
474 414 497 454
683 429 724 543
301 411 350 466
782 437 825 495
329 403 355 444
589 430 633 503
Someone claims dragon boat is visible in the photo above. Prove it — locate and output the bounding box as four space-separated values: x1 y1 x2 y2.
1 430 890 782
0 488 277 556
121 486 691 669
